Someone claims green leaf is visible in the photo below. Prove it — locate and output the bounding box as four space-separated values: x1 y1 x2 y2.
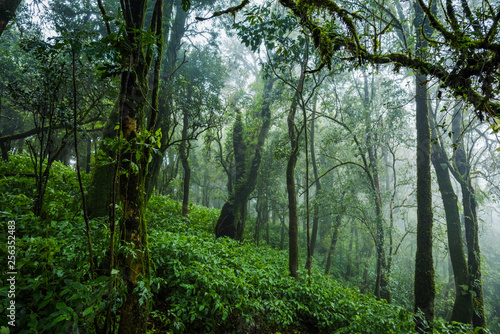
56 302 67 310
53 314 68 323
83 306 93 317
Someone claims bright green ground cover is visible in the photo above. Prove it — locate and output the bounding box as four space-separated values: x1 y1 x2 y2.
0 155 472 333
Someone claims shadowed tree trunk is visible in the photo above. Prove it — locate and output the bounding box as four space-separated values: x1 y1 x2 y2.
451 106 486 330
145 0 187 200
430 109 472 324
414 72 435 331
215 78 275 240
306 96 321 269
413 1 435 330
0 0 22 37
88 0 165 332
179 87 191 217
286 67 306 280
324 215 342 276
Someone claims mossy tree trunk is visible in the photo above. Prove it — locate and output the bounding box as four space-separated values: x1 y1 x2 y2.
414 73 435 330
413 1 435 330
90 0 165 332
286 66 306 280
215 78 275 240
307 96 321 268
145 0 187 200
451 106 486 331
429 110 472 324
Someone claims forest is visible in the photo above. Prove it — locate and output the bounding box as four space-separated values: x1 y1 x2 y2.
0 0 499 333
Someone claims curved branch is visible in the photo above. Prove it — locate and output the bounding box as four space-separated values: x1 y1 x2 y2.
195 0 249 21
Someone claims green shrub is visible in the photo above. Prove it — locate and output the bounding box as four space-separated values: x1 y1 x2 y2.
147 197 469 333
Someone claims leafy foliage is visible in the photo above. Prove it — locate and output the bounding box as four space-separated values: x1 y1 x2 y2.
146 196 469 333
0 155 124 332
0 154 481 333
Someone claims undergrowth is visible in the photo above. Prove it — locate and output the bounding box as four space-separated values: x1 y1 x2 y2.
0 155 474 333
146 196 471 334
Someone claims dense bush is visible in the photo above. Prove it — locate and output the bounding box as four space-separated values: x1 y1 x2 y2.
0 155 475 333
0 155 121 333
147 196 471 334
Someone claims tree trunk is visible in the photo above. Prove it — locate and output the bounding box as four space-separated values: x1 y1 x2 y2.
324 215 342 276
145 0 187 200
286 144 299 279
430 112 472 324
286 67 305 280
413 1 435 330
180 146 190 217
308 96 321 266
180 95 191 217
215 78 275 240
414 72 435 330
451 107 486 330
0 0 22 37
109 0 163 332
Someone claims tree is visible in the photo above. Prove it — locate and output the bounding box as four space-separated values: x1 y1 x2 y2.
273 0 500 121
430 104 472 323
172 47 226 216
214 76 275 240
413 0 435 329
87 0 165 332
0 0 22 37
450 104 486 329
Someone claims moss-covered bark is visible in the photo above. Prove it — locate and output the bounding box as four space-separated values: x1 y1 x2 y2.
430 112 472 324
88 0 165 332
414 71 435 330
145 0 187 200
413 2 435 330
285 66 305 280
451 108 486 331
215 78 275 240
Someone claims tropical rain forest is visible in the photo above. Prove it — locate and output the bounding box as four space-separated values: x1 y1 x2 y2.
0 0 499 333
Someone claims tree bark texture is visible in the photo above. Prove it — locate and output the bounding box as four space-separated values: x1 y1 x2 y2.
215 78 275 240
413 1 435 330
145 0 187 199
430 113 472 324
414 71 435 330
451 108 486 330
103 0 164 333
286 67 306 280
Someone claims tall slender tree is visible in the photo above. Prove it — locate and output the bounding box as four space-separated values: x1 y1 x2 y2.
413 0 435 329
